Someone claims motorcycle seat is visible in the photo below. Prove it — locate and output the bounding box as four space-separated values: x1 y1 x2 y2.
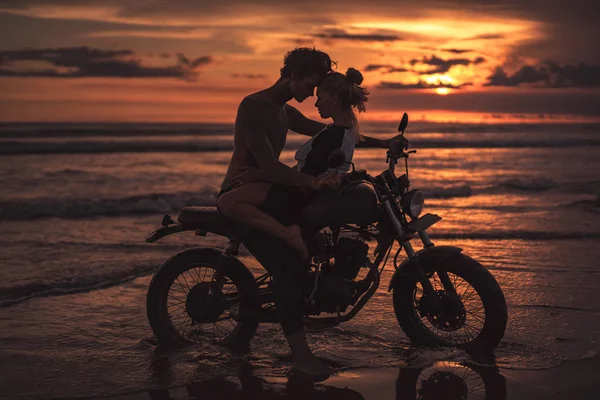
177 206 244 237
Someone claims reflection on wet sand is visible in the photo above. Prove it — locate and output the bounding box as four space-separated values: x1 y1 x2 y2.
145 348 506 400
396 361 506 400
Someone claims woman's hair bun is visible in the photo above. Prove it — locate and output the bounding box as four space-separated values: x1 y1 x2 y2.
345 67 363 85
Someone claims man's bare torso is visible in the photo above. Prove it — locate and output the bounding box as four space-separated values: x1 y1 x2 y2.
221 93 289 190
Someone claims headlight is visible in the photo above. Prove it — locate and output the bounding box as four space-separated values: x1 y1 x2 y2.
400 189 425 219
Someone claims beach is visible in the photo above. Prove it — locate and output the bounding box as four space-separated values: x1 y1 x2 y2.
96 356 600 399
1 121 599 399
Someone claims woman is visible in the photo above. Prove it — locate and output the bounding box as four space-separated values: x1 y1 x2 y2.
216 68 369 258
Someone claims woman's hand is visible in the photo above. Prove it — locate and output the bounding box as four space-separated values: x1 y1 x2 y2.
229 167 265 188
310 172 342 190
387 134 409 151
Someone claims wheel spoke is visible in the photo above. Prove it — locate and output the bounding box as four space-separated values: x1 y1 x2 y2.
167 295 186 305
174 277 190 293
413 270 487 346
184 270 198 287
162 265 246 345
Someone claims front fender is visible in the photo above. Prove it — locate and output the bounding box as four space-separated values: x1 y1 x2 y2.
387 245 463 292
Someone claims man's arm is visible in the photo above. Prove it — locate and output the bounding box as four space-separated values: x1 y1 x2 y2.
285 105 327 137
237 97 317 188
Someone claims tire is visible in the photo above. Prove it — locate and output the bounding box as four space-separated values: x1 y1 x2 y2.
393 253 507 354
395 362 507 400
146 247 259 348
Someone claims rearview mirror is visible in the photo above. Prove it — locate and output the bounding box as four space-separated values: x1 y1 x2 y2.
328 149 347 169
398 112 409 132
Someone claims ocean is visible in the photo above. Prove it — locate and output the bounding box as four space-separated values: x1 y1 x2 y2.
0 121 599 399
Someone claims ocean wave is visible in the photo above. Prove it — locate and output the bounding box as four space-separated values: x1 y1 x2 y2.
0 191 217 220
2 137 600 155
3 185 600 222
0 122 233 138
422 184 473 198
512 304 600 313
429 231 600 240
563 196 600 213
0 264 158 307
499 178 558 191
0 184 478 220
0 140 235 155
2 121 598 138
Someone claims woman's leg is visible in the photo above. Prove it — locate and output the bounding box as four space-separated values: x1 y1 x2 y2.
216 182 308 259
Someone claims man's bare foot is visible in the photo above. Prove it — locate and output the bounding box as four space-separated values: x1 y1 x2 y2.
285 224 309 260
291 355 334 379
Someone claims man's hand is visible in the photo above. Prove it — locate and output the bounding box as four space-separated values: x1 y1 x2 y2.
229 166 265 188
311 172 342 190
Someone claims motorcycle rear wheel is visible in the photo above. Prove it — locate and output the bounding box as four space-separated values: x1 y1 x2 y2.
393 253 507 354
146 247 259 348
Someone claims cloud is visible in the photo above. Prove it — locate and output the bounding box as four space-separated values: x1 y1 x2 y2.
377 80 471 90
0 46 212 80
465 33 506 40
364 64 409 73
311 27 402 42
231 73 267 79
485 61 600 88
442 48 472 54
409 55 486 74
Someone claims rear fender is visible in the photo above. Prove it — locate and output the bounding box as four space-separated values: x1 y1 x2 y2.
145 223 199 243
387 245 463 292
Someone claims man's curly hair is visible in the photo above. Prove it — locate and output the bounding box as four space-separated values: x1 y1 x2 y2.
280 47 336 79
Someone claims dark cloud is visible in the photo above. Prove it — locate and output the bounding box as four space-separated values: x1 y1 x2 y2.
2 0 598 65
370 88 600 116
485 61 600 88
465 33 505 40
294 38 316 46
378 80 471 90
364 64 408 73
0 46 212 80
176 53 211 68
409 55 484 74
311 28 402 42
442 48 472 54
231 73 267 79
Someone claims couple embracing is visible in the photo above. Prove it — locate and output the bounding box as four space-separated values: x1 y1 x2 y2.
216 47 405 381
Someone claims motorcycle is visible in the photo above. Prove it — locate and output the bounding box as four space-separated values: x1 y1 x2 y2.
145 113 508 354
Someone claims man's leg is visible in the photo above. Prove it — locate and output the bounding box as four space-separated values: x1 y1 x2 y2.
242 229 333 378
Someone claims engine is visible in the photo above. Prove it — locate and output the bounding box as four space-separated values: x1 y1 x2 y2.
331 236 369 280
305 235 370 314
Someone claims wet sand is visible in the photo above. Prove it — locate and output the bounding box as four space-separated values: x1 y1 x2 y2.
95 355 600 400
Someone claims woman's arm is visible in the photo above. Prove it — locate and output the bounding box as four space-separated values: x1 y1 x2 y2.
357 133 409 149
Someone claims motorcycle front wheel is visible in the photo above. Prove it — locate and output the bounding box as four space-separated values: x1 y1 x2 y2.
393 253 507 354
146 247 259 348
395 361 507 400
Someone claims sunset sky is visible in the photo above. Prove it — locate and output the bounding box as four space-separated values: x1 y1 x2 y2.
1 0 599 123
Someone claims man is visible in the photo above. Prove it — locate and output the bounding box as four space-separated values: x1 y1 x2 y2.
220 47 406 381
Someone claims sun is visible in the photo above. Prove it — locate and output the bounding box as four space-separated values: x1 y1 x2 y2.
436 87 451 95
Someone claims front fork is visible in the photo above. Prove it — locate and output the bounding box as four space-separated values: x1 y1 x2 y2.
382 199 457 311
